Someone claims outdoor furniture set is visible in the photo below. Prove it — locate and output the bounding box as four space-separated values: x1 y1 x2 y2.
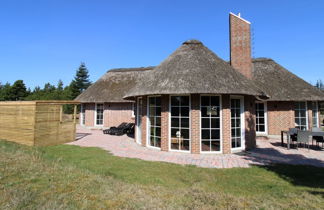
103 123 135 136
281 128 324 150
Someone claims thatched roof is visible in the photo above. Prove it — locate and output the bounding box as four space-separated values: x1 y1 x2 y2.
76 67 153 103
124 40 262 99
252 58 324 101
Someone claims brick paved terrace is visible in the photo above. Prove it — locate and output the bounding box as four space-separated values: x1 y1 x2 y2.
69 126 324 168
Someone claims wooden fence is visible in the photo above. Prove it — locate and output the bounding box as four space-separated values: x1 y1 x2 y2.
0 101 79 146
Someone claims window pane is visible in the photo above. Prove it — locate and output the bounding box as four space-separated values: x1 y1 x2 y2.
156 117 161 126
211 141 220 151
201 96 210 106
211 129 220 139
149 107 155 116
201 107 208 117
156 97 161 105
156 127 161 137
171 117 179 127
171 128 179 138
180 96 189 106
202 118 210 128
181 107 189 117
181 118 189 128
171 96 180 106
150 136 155 146
171 107 179 116
181 129 189 139
201 141 210 151
211 118 220 128
259 125 265 132
181 140 190 151
149 97 155 106
202 129 210 139
156 137 161 148
210 96 219 106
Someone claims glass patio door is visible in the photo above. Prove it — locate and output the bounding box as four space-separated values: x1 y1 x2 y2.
230 97 243 149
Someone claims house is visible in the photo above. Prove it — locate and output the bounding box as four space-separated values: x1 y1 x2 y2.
76 13 324 154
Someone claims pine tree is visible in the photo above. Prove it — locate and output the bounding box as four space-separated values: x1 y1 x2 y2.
57 80 64 91
10 80 28 100
70 62 91 99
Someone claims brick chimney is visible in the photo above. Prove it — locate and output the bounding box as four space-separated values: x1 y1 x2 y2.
229 12 252 79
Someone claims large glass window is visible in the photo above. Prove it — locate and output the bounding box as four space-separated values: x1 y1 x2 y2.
148 97 161 148
312 102 319 128
231 98 242 149
96 104 104 125
170 96 190 151
294 102 307 130
201 96 221 152
255 102 266 133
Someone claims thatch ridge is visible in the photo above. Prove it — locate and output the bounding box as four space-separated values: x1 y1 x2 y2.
76 67 154 103
124 40 262 99
252 58 324 101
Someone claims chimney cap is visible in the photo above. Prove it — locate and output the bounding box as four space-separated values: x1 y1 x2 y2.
229 12 251 24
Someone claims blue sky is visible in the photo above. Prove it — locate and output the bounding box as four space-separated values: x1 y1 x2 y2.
0 0 323 89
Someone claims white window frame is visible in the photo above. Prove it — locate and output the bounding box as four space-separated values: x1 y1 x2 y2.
200 94 223 154
94 103 104 126
255 101 268 135
294 101 308 130
80 104 85 126
312 101 319 128
146 96 162 150
169 94 191 153
136 97 143 144
230 95 245 152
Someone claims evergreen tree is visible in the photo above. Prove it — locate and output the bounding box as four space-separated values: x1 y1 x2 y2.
57 80 64 91
0 82 11 101
10 80 28 100
70 62 91 99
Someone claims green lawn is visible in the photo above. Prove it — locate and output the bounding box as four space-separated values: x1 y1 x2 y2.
0 140 323 209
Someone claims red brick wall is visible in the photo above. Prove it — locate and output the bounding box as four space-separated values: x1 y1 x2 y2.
191 94 200 154
84 103 95 127
244 96 256 150
222 95 231 154
161 95 169 151
229 13 252 79
82 102 134 128
267 101 295 135
104 103 134 128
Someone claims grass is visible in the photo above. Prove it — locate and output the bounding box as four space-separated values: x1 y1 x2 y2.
0 140 324 209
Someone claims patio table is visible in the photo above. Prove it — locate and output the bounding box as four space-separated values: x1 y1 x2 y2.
281 130 324 150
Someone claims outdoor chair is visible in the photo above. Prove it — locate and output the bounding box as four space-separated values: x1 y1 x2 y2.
103 123 128 134
312 128 324 148
289 128 298 146
296 130 311 150
110 123 135 136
